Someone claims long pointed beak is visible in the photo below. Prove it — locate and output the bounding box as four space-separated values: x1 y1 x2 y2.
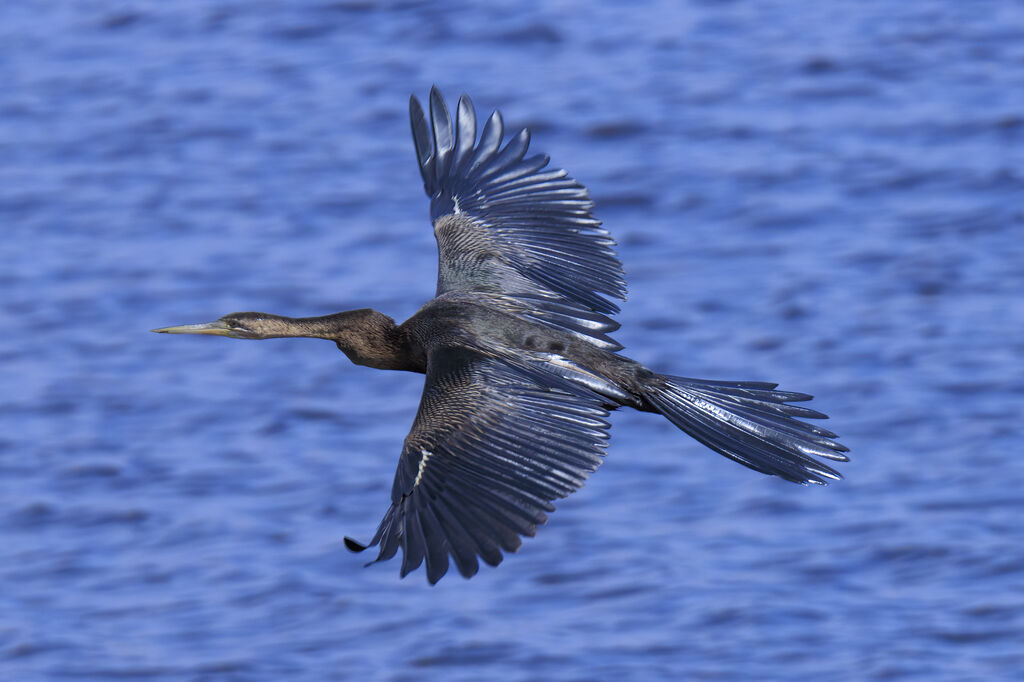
151 320 233 336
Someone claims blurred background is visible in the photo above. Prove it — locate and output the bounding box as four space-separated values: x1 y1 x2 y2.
3 1 1023 680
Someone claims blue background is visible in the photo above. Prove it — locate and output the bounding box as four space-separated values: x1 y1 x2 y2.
3 1 1024 680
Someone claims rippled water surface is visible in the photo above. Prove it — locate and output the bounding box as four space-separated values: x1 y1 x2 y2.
4 1 1024 680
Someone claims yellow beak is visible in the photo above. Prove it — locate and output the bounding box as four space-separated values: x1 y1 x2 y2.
151 320 234 336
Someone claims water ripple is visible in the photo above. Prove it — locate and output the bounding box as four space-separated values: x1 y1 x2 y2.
4 1 1024 680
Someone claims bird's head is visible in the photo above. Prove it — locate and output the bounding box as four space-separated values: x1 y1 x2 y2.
151 312 288 340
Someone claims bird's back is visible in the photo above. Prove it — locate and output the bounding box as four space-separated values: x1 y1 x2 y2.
401 291 640 404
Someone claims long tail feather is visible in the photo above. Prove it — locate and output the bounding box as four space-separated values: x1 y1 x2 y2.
642 375 849 485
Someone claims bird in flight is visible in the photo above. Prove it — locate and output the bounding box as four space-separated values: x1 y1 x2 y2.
154 87 848 583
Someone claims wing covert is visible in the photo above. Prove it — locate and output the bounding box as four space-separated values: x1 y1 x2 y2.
410 86 627 314
344 346 611 583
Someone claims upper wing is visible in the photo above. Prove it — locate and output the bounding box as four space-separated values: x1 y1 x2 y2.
410 86 627 314
344 345 611 583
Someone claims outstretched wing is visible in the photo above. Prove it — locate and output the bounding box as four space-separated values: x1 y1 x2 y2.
344 346 611 583
410 86 627 314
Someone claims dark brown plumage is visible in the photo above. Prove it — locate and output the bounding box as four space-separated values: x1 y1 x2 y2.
154 87 848 583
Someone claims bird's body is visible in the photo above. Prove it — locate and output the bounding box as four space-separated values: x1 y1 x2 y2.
356 289 646 406
155 88 848 583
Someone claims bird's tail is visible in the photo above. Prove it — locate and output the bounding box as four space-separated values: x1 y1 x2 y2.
640 374 849 484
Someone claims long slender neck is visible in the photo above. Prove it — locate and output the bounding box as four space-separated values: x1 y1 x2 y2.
265 310 425 372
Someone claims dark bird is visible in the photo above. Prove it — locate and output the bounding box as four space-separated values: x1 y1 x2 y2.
154 87 848 583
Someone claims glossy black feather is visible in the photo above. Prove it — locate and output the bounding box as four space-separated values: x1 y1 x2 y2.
643 376 848 484
345 346 610 583
411 86 627 315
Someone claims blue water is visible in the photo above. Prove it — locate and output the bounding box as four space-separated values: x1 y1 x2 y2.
4 1 1024 679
